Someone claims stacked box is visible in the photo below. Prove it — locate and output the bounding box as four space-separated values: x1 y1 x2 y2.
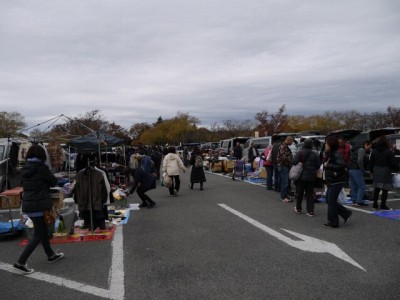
259 167 267 178
0 187 23 209
212 161 223 172
223 160 235 173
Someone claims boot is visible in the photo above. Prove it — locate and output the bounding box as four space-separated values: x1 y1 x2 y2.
372 189 379 209
380 191 391 210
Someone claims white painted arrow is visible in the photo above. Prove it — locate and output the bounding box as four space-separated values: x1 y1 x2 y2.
218 203 366 271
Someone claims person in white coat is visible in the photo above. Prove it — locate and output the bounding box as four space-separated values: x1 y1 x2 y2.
162 146 186 196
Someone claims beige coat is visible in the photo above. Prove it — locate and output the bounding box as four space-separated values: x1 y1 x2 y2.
162 153 186 176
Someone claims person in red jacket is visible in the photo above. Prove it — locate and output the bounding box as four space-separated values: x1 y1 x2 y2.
262 145 274 190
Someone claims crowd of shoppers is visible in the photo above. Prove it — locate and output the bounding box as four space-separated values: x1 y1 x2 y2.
263 134 399 228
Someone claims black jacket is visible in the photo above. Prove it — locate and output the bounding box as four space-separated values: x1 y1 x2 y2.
324 151 347 185
370 146 399 184
293 149 320 182
128 168 156 194
271 142 281 166
74 167 108 213
21 161 58 213
189 153 206 183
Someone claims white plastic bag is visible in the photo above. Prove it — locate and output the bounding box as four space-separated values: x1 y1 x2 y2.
162 172 173 188
338 188 347 204
393 173 400 189
289 163 303 181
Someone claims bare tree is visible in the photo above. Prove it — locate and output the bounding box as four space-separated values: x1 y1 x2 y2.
0 111 26 137
254 104 288 135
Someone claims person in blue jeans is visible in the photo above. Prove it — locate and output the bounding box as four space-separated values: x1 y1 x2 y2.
277 136 294 202
261 145 274 190
348 140 372 207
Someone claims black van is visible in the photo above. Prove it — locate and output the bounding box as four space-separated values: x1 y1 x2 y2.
351 128 400 148
386 133 400 167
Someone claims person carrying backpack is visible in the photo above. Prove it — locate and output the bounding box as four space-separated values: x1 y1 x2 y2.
189 146 206 190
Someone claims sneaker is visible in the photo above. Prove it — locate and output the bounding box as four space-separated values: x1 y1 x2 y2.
174 189 178 196
322 223 339 228
48 252 64 263
138 203 148 208
281 197 292 203
372 203 379 209
355 203 369 207
13 263 34 275
305 212 314 217
380 205 392 211
294 207 301 214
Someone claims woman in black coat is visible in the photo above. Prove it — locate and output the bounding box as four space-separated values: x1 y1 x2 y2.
14 144 63 275
293 139 320 216
323 136 352 228
189 146 206 190
370 136 399 210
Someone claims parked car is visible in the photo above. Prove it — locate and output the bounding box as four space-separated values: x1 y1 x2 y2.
325 129 362 142
351 128 400 148
200 142 219 155
219 137 251 158
386 133 400 168
241 137 272 161
271 132 298 143
0 138 20 192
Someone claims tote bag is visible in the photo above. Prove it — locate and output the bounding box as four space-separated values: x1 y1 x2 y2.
162 172 173 188
289 162 303 181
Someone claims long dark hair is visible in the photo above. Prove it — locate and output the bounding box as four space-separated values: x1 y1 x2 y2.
325 136 339 152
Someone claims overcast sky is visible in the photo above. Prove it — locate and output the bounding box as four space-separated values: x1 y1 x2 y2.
1 0 399 132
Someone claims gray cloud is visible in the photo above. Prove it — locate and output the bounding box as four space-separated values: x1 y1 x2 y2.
1 0 399 131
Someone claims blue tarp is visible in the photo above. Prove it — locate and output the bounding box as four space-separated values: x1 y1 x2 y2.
0 220 23 234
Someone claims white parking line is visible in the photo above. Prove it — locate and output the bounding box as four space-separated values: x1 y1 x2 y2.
346 198 400 214
0 225 125 300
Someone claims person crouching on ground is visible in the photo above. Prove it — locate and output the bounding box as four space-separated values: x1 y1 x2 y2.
13 144 64 275
125 168 157 208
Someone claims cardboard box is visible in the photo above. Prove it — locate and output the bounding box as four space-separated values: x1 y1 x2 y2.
50 187 64 211
259 167 267 178
223 160 235 172
0 187 23 209
212 161 223 172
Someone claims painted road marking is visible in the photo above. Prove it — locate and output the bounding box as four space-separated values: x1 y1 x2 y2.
218 203 366 271
0 225 125 300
